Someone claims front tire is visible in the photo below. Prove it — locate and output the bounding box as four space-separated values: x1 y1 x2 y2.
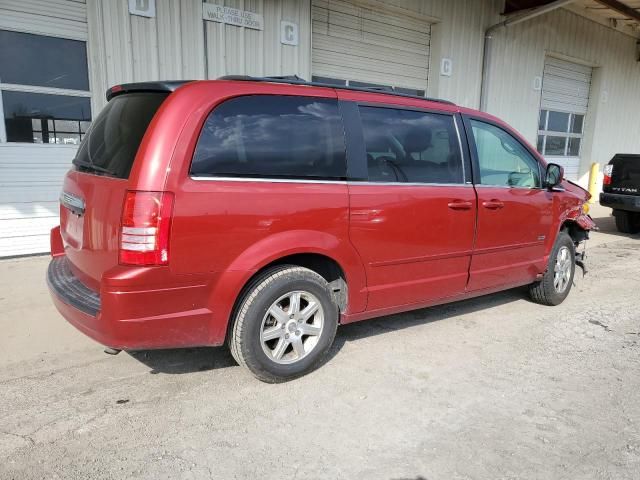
529 231 576 306
229 265 338 383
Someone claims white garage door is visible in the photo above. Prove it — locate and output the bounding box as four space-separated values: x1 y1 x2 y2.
0 0 89 257
537 57 593 181
311 0 430 94
0 145 77 257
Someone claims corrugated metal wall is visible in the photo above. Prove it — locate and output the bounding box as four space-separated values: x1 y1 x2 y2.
384 0 501 107
85 0 502 111
87 0 311 112
484 7 640 185
205 0 311 79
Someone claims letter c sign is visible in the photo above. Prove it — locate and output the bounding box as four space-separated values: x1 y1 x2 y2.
280 21 299 46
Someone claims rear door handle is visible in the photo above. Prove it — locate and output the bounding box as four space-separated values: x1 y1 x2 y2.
482 199 505 210
447 200 473 211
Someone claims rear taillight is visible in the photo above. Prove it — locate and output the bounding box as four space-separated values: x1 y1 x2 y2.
603 164 614 185
119 191 174 266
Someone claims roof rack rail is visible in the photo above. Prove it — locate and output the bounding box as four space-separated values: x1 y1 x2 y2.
218 75 455 106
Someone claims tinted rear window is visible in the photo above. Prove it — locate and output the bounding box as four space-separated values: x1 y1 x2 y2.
74 93 167 179
610 156 640 194
190 95 346 180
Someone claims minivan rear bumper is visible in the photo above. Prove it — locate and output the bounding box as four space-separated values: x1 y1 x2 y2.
600 192 640 212
47 255 218 350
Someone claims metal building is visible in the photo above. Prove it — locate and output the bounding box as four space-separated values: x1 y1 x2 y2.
1 0 639 257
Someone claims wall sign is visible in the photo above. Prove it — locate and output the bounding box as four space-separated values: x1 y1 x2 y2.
440 58 453 77
203 3 264 30
533 76 542 91
129 0 155 18
280 21 299 46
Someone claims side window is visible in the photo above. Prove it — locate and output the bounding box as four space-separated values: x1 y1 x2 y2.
191 95 346 180
470 119 541 188
359 106 463 184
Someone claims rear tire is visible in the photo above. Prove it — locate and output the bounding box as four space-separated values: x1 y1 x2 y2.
613 210 640 234
229 265 338 383
529 231 575 306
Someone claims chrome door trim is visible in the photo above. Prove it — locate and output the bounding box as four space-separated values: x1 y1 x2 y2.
347 181 473 187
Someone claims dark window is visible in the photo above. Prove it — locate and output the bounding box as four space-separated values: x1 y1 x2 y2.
311 76 347 86
568 137 581 156
537 110 584 157
73 93 167 179
191 95 346 180
0 30 89 91
309 76 425 97
3 91 91 144
350 80 392 91
538 110 547 130
545 136 567 156
547 111 569 132
470 119 541 188
394 87 426 97
359 106 463 184
569 114 584 134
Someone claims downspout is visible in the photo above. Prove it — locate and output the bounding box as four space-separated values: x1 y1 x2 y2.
479 0 575 112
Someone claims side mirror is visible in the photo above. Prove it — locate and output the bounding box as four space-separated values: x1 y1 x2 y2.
545 163 564 189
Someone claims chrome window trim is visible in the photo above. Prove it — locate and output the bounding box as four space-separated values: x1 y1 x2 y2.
348 181 473 187
189 176 476 188
453 115 466 183
474 183 544 190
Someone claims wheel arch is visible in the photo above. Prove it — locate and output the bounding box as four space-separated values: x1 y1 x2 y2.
205 230 368 345
559 218 590 244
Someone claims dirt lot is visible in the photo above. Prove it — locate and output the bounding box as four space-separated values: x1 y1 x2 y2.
1 204 639 480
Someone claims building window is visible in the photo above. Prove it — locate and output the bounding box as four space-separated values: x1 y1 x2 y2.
0 30 91 144
537 109 584 157
311 76 425 97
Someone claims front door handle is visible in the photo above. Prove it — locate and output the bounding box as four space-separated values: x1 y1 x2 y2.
448 200 473 211
482 199 505 210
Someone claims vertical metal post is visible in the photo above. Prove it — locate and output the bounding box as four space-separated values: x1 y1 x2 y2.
588 162 600 203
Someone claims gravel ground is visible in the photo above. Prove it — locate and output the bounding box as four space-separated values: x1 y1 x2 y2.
1 205 639 480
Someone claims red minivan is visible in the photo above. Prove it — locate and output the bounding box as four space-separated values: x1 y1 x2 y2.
48 77 595 382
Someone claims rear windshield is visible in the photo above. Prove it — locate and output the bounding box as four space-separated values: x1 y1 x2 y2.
73 92 168 179
611 156 640 193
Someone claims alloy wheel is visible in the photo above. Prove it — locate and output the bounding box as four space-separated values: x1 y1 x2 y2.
553 246 572 293
259 290 325 365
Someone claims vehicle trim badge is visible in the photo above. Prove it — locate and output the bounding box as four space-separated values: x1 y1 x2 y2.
60 191 85 216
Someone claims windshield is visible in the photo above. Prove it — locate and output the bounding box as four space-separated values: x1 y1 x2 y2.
73 92 168 179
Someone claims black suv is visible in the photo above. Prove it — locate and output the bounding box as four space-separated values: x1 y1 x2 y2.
600 154 640 233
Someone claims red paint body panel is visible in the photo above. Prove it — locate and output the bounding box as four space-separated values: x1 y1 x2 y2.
48 80 593 350
468 187 554 291
347 184 476 310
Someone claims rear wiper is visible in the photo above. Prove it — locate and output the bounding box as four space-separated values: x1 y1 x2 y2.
72 159 117 177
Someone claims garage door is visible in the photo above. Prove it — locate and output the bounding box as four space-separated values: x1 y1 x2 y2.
537 57 593 181
0 0 89 257
0 145 77 257
311 0 430 94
